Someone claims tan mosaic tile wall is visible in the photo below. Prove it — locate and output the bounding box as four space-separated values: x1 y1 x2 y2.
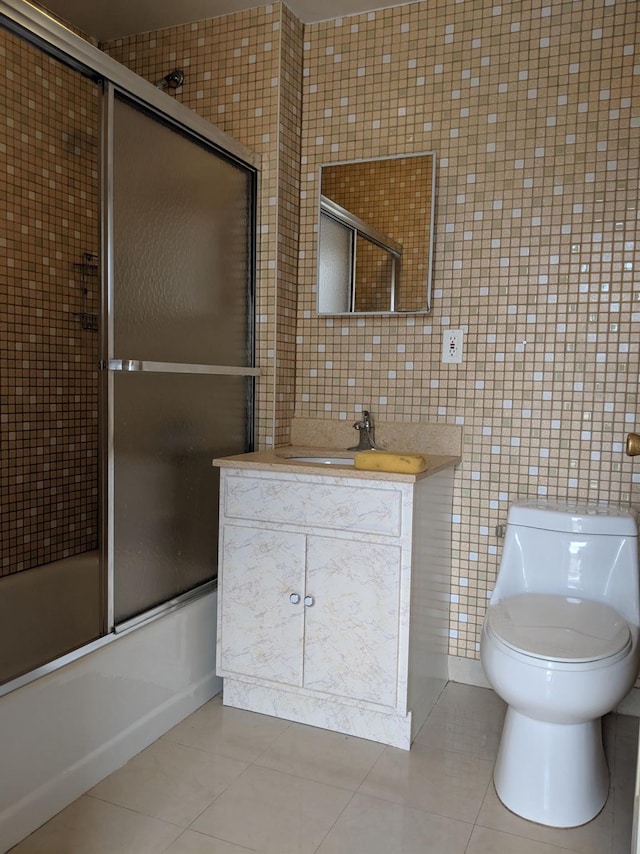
299 0 640 658
0 28 100 575
353 239 395 313
321 154 433 311
103 2 301 450
275 6 303 445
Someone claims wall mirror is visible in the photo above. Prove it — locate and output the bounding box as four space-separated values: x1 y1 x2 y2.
317 152 436 315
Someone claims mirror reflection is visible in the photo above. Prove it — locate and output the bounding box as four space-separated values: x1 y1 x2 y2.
317 152 436 315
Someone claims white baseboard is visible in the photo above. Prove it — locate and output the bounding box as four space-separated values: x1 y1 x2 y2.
447 655 491 689
617 687 640 717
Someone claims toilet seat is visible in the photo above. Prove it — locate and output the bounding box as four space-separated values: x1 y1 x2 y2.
485 593 631 664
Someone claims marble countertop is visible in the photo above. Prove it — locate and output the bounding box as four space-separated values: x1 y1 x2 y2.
212 446 460 483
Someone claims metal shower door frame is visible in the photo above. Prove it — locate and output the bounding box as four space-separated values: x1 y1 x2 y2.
0 0 261 641
101 86 260 634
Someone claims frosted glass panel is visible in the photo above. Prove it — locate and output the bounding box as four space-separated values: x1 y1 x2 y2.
113 97 253 366
113 372 250 623
318 213 352 313
0 26 104 686
111 95 255 624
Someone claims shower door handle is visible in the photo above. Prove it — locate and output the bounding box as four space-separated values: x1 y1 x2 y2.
105 359 141 372
102 359 260 376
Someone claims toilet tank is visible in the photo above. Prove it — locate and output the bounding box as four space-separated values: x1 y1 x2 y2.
491 502 640 627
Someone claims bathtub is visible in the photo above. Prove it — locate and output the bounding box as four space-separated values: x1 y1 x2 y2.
0 581 220 852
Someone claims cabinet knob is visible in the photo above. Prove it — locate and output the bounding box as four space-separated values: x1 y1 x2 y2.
289 593 301 605
304 595 315 607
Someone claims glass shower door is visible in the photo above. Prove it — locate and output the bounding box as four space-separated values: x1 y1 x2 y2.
0 28 103 686
107 93 257 627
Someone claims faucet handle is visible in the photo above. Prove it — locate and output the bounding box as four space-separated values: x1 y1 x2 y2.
347 409 377 451
352 410 371 429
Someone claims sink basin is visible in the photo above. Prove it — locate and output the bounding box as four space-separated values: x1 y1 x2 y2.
285 456 355 466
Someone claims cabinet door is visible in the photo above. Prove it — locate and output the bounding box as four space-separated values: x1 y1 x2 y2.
303 536 401 707
219 524 305 685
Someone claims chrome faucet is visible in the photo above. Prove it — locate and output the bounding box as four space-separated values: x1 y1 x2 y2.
348 410 378 451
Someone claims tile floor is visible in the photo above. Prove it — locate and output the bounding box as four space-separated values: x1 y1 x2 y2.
10 683 638 853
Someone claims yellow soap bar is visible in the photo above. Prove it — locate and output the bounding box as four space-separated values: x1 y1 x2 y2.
354 450 430 474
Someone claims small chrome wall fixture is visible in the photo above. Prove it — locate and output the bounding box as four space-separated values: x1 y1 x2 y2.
626 433 640 456
155 69 184 91
72 251 98 332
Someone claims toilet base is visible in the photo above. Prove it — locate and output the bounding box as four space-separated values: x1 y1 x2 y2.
494 707 609 828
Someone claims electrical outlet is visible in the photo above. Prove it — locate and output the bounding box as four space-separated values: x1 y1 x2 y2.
442 329 464 364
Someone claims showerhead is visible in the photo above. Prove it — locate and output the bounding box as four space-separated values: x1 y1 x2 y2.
155 69 184 90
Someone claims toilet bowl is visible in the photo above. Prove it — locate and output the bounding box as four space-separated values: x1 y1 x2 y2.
480 502 640 828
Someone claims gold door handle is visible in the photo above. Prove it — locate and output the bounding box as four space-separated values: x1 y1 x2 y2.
626 433 640 456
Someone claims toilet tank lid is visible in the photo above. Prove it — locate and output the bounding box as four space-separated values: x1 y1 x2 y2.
507 501 638 536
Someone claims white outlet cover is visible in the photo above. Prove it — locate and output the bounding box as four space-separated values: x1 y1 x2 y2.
442 329 464 364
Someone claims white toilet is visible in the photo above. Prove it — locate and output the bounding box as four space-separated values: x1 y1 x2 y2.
481 501 640 828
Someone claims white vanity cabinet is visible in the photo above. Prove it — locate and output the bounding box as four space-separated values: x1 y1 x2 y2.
215 462 454 749
219 524 401 706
